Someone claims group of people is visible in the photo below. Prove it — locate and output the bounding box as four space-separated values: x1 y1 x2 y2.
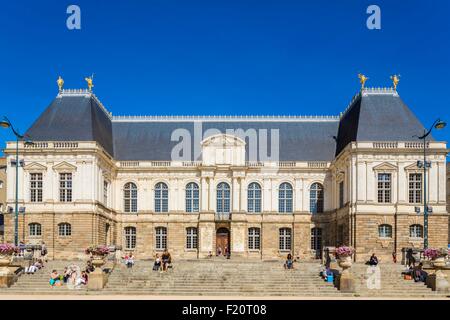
121 249 173 272
216 246 230 258
153 249 172 272
49 260 95 288
21 242 48 275
17 241 48 260
24 259 44 274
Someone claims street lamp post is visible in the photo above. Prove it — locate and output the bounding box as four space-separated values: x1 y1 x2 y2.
0 116 33 246
415 119 446 249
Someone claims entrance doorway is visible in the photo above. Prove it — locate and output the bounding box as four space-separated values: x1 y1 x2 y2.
216 227 230 256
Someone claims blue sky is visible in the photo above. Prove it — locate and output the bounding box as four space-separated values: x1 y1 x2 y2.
0 0 449 155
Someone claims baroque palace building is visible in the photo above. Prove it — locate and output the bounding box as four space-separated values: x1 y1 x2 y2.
2 81 449 262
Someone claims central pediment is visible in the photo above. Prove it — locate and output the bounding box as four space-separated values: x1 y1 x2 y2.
201 134 246 166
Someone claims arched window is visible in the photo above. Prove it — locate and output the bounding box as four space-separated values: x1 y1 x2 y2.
278 183 293 213
216 182 230 214
310 183 324 213
409 224 423 238
186 227 198 249
378 224 393 238
186 183 199 213
247 183 262 213
155 182 169 213
29 223 42 237
124 182 137 213
155 227 168 250
124 227 136 250
58 223 71 237
311 227 322 252
248 227 261 250
279 228 292 251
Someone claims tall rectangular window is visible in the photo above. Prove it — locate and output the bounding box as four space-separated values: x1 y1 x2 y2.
30 173 43 202
59 173 72 202
248 228 261 250
339 181 344 208
279 228 291 251
186 227 198 249
103 181 108 206
377 173 391 203
124 227 136 250
155 227 167 250
409 173 422 203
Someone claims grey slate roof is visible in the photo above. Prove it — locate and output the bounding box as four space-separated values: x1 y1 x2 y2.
335 91 432 156
112 120 339 161
25 95 113 156
25 89 430 161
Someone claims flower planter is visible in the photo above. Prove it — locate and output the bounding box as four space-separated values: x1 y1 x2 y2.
338 256 352 270
0 255 12 267
432 256 447 268
91 257 106 268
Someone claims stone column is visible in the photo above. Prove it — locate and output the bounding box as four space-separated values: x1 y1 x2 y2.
263 178 271 213
240 177 245 212
230 222 246 257
232 177 240 212
294 178 302 212
201 177 208 212
209 178 214 212
198 212 215 258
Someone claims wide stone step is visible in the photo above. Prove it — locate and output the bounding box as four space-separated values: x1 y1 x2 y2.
3 260 443 298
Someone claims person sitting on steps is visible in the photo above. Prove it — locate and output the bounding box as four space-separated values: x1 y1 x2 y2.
367 253 379 266
153 253 162 271
86 259 95 273
284 253 294 269
413 262 427 282
49 270 61 287
123 252 135 268
162 249 172 271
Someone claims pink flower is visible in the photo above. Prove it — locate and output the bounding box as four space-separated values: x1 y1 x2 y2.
424 248 447 259
0 243 19 255
335 246 354 257
85 245 110 255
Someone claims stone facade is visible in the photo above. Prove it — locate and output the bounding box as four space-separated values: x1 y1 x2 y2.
2 89 449 262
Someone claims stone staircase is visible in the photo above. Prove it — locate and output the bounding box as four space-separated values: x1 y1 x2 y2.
350 263 445 298
1 260 89 295
102 259 341 297
0 259 448 298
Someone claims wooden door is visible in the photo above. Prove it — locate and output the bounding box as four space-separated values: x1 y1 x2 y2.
216 228 230 256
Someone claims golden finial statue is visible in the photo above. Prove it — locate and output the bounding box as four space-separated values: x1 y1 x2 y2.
358 73 369 89
390 74 400 90
85 75 94 92
57 76 64 92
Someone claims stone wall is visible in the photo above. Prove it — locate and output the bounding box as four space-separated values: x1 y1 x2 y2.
5 208 447 262
3 211 114 260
